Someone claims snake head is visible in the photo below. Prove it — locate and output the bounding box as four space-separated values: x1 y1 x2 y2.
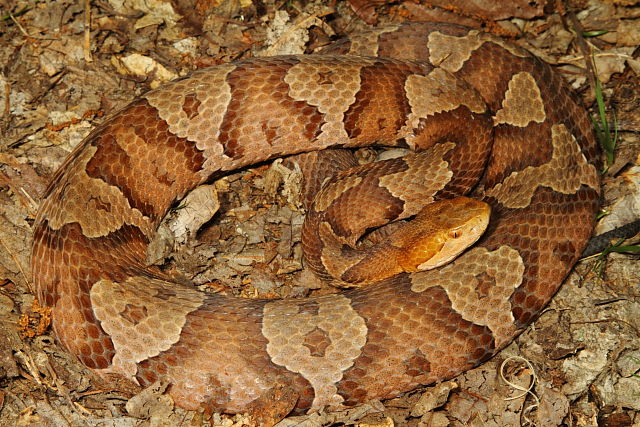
398 196 491 271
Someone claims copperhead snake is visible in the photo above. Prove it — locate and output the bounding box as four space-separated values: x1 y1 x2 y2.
31 22 601 415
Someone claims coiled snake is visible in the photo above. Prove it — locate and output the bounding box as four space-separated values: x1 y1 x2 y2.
31 22 600 414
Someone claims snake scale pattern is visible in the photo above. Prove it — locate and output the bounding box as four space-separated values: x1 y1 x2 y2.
31 22 600 414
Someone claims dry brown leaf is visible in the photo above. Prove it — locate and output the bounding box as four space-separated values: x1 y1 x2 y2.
419 0 544 20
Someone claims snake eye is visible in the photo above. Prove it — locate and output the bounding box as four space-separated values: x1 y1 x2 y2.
449 230 462 239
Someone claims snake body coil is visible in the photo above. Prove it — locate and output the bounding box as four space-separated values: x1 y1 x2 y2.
31 22 600 413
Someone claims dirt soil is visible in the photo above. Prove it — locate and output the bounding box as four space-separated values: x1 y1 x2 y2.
1 0 639 426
